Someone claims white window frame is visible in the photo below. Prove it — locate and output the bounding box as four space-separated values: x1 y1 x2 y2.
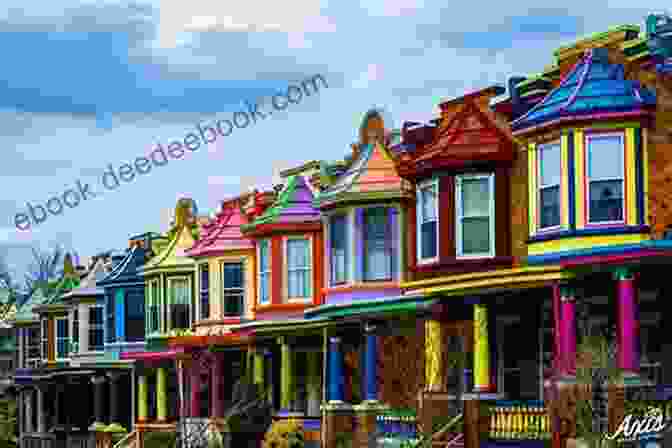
70 307 79 354
26 326 41 367
328 213 349 286
198 263 210 320
416 178 440 264
455 173 495 259
54 316 70 361
87 304 105 353
40 319 49 362
167 276 192 331
257 239 272 305
221 259 246 317
284 235 313 302
585 132 626 226
537 141 562 231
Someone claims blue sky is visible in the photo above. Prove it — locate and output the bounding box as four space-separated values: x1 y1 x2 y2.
0 0 669 273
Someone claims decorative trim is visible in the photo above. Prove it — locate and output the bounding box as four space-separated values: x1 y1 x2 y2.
527 224 650 243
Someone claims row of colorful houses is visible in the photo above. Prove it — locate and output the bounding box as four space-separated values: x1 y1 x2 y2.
8 12 672 448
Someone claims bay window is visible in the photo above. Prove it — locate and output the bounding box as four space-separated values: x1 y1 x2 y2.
106 292 115 343
456 174 495 258
88 305 104 351
71 308 79 353
55 317 69 360
169 277 191 330
587 133 624 224
329 214 348 285
363 207 392 281
417 179 438 263
26 327 40 366
258 239 271 305
199 263 210 319
125 289 145 341
40 318 48 361
222 262 244 316
147 279 160 334
286 238 311 299
538 142 561 229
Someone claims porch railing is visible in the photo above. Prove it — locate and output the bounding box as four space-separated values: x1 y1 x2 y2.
21 433 56 448
376 408 419 445
488 401 551 441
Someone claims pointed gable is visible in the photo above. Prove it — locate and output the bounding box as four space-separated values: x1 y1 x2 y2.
512 48 656 134
98 245 148 287
60 257 109 299
241 175 320 232
316 109 413 208
141 199 197 275
186 197 254 257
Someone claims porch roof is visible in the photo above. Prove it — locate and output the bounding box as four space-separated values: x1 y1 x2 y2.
303 293 434 319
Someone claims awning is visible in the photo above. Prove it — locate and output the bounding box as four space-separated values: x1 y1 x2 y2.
303 294 435 319
120 348 184 361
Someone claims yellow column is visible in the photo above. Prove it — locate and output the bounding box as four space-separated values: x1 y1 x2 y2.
280 338 293 410
254 350 264 387
138 375 148 422
473 304 490 392
156 368 167 422
424 319 444 391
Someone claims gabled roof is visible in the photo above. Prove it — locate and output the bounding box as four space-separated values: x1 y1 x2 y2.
12 287 48 323
511 48 656 134
59 257 109 300
140 199 197 275
241 175 320 232
186 198 254 258
315 142 412 208
98 245 149 287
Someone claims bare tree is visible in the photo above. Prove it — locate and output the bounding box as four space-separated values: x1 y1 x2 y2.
0 245 64 322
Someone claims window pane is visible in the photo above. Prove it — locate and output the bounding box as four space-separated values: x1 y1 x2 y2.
223 263 244 315
420 184 437 221
462 216 491 254
461 178 490 217
330 215 348 284
224 263 244 289
260 273 270 303
540 186 560 228
224 293 244 316
588 135 623 180
364 208 391 281
287 239 310 297
539 143 561 187
259 240 269 271
172 279 190 304
589 180 623 222
421 222 437 259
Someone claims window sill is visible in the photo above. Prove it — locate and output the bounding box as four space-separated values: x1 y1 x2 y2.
411 256 513 272
527 224 650 243
255 303 314 313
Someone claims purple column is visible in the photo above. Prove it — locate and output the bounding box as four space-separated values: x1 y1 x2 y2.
211 355 223 418
616 270 639 374
190 366 201 417
559 287 576 376
552 284 562 373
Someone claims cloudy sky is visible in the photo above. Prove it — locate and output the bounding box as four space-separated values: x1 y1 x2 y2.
0 0 670 272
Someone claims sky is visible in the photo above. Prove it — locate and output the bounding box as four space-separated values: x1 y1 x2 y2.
0 0 670 274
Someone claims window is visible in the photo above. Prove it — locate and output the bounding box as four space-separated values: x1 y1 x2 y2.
258 240 271 305
106 292 115 343
286 238 311 299
363 207 392 281
417 180 438 262
125 290 145 342
199 264 210 319
148 280 160 334
169 277 191 330
89 305 104 351
587 133 624 223
330 215 348 285
71 308 79 353
26 327 40 365
538 142 561 229
55 317 69 360
222 262 244 317
40 319 48 360
456 174 495 258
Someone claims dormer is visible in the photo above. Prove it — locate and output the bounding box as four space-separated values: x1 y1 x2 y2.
186 196 256 335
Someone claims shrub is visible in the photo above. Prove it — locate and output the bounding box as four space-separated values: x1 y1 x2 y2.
262 419 304 448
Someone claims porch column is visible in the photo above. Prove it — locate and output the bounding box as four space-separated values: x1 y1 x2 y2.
211 354 224 418
280 337 293 411
36 386 46 433
108 372 125 431
156 367 167 422
615 269 639 374
552 284 562 372
424 319 444 391
25 389 33 433
560 286 577 376
306 350 321 416
328 336 344 403
137 374 148 422
473 303 491 392
190 364 201 417
364 324 378 402
92 376 107 426
253 349 265 389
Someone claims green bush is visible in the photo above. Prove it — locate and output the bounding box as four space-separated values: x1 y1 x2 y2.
143 431 177 448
